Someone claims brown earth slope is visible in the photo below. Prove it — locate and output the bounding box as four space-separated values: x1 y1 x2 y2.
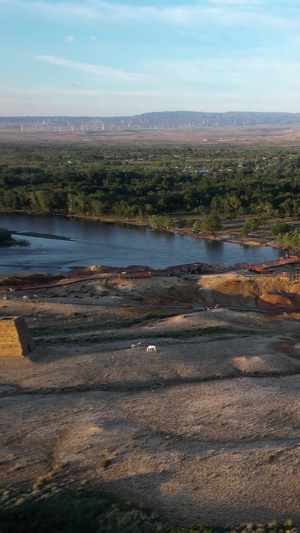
1 272 300 527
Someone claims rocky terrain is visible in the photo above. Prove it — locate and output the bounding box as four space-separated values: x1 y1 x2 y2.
1 271 300 527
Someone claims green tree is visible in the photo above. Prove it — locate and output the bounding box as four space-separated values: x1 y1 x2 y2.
210 195 223 215
202 214 222 234
290 229 300 250
223 194 241 219
240 217 261 236
271 221 291 236
192 220 202 230
0 228 11 243
149 215 173 229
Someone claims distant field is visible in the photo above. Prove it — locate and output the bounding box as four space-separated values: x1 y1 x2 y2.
2 124 300 144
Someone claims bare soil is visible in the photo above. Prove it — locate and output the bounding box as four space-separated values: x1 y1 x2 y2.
1 273 300 527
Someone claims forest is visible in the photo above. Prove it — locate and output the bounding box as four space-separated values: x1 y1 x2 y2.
1 143 300 226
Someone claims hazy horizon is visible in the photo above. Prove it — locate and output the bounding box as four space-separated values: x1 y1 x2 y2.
3 110 300 120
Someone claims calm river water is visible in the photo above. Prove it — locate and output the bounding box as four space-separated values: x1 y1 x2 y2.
0 213 281 275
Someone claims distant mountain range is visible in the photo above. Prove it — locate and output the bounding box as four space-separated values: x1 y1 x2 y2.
1 111 300 132
131 111 300 127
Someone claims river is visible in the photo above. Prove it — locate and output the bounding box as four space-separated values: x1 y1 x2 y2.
0 213 281 275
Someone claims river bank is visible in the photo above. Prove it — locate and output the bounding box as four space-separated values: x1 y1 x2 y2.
0 209 287 249
65 213 283 249
0 212 284 275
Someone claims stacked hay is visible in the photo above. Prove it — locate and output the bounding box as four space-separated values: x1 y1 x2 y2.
0 316 35 356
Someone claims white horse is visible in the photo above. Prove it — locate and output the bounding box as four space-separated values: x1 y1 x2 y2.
146 345 157 352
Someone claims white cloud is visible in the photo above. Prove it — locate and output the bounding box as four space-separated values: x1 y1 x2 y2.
36 55 164 83
7 0 300 31
34 53 300 99
75 81 82 86
66 35 75 42
27 1 99 21
208 0 264 5
91 36 98 40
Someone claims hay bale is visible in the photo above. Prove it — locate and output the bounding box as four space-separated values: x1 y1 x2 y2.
0 316 35 357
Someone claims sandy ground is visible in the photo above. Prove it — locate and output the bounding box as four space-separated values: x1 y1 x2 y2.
1 273 300 527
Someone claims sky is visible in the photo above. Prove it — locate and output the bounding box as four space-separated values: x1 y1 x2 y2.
1 0 300 116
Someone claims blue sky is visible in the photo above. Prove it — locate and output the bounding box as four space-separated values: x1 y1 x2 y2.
1 0 300 116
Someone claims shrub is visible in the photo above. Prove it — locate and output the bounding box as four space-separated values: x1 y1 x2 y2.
0 228 12 243
99 459 111 469
201 215 222 234
271 221 291 236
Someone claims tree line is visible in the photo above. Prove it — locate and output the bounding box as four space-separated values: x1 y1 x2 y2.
0 143 300 223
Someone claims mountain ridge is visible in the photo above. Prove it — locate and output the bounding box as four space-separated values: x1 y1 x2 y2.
2 111 300 129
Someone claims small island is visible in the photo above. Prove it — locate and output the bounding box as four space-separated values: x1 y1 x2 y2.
0 228 29 247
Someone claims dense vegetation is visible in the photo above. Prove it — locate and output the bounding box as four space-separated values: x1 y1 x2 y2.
1 142 300 243
1 143 300 219
0 227 28 246
0 487 297 533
